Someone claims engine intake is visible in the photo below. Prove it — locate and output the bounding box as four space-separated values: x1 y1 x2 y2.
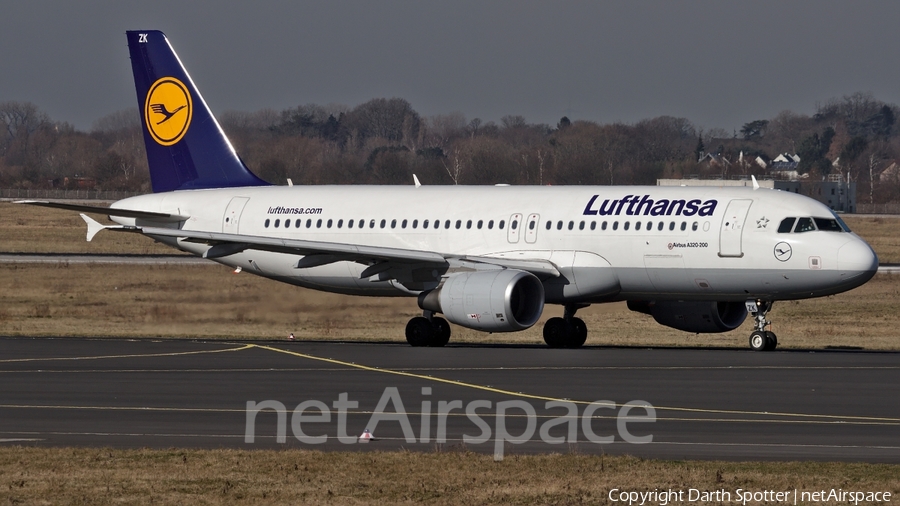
627 300 747 333
419 269 544 332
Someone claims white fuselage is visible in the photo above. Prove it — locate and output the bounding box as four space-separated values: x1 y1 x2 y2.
110 184 878 304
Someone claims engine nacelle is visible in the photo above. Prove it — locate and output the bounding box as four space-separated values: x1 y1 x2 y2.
419 269 544 332
627 300 747 333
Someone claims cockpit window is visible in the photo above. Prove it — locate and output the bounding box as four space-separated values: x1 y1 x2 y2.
794 217 816 233
779 215 846 233
831 212 852 232
814 217 843 232
777 217 796 233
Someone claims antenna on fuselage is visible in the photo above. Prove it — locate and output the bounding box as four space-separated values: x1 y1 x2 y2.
751 175 760 190
413 174 421 188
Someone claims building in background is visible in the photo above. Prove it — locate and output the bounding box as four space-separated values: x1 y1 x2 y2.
658 175 856 213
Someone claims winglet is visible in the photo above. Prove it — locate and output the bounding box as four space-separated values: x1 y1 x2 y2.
413 174 421 188
81 214 108 242
751 175 760 190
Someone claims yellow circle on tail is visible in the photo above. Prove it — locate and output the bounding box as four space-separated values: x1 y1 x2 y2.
144 77 193 146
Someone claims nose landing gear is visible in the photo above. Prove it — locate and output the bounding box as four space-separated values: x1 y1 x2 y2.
746 300 777 351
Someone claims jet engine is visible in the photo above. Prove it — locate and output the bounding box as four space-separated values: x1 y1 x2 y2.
418 269 544 332
627 300 747 333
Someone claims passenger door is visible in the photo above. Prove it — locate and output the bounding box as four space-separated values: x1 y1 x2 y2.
718 199 752 257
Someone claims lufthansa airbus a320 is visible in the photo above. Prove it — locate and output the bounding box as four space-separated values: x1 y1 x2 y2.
19 30 879 351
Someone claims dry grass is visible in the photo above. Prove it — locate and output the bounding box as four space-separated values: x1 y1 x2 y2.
1 202 899 349
843 215 900 263
2 203 899 502
3 202 898 260
1 262 898 349
0 201 180 254
0 448 896 505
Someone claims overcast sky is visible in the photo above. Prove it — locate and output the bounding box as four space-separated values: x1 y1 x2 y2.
3 1 900 133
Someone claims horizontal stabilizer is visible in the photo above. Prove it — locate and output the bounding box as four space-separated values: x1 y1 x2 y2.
79 213 125 242
15 201 189 222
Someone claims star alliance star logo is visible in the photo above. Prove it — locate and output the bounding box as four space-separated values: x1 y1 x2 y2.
757 216 769 229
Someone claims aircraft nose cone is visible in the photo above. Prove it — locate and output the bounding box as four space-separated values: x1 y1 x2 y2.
837 239 878 277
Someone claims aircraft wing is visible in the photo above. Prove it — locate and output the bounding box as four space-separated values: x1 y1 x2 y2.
15 200 189 222
127 225 561 279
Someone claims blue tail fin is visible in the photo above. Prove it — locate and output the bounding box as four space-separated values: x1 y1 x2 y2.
126 30 269 192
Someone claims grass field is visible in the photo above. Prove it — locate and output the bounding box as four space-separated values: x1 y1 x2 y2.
3 202 899 260
1 262 899 350
1 201 899 504
0 448 896 505
1 202 898 349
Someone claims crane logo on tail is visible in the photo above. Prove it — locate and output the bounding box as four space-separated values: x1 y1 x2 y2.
144 77 192 146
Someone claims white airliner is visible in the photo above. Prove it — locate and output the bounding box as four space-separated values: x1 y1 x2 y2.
19 30 879 351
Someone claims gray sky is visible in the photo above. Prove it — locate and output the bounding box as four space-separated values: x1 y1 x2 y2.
3 1 900 133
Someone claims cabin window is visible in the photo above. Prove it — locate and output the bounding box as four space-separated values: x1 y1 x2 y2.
635 221 642 231
557 221 563 230
423 219 429 229
264 219 270 228
391 219 397 229
499 220 505 229
412 219 418 229
512 220 518 230
657 222 663 231
274 219 281 228
692 221 698 231
568 221 574 230
612 221 619 231
488 220 495 229
546 221 552 230
794 217 815 233
528 220 535 230
347 219 353 229
294 219 300 228
680 222 686 231
402 219 408 229
623 221 630 231
444 220 451 229
306 219 312 228
379 219 385 229
466 220 473 229
590 221 596 230
669 221 675 231
646 221 652 230
316 219 322 228
455 220 462 229
477 220 483 229
602 221 607 230
579 220 585 230
337 219 343 228
326 219 332 228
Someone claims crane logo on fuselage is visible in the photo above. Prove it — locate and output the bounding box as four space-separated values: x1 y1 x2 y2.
582 194 717 217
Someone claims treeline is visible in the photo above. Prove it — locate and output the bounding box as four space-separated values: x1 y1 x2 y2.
2 92 900 203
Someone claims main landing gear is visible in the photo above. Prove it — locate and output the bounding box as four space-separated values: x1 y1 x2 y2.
543 304 589 349
747 299 777 352
405 311 451 347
